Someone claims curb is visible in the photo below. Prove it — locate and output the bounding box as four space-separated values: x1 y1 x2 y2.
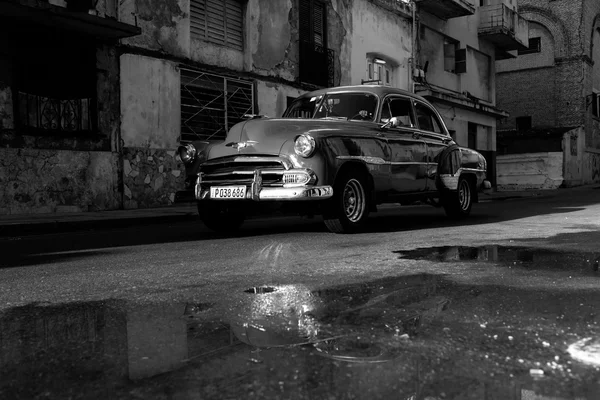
0 214 199 238
0 189 570 238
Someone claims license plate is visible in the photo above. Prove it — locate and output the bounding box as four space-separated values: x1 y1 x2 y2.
210 186 247 199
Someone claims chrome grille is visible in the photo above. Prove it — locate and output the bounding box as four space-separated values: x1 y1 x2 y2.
199 157 288 186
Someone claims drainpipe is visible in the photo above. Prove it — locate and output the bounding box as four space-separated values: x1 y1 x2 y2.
411 0 418 93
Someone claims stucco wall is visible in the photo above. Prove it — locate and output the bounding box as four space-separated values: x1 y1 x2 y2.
120 54 181 149
349 0 411 89
496 152 564 190
0 148 120 214
256 81 305 119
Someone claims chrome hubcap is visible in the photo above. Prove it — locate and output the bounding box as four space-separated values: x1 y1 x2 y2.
343 179 365 222
458 180 471 211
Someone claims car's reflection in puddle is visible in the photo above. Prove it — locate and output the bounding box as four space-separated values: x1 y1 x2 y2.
394 245 600 273
1 270 599 399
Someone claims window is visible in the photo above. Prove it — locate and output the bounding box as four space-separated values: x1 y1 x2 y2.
365 57 393 86
516 116 532 131
180 68 254 142
468 122 477 149
299 0 326 47
298 0 333 87
592 92 600 118
414 102 443 133
190 0 244 51
14 32 96 134
444 39 458 73
518 37 541 55
380 97 414 127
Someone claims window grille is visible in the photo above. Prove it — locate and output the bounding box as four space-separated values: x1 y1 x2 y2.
190 0 244 51
180 68 254 143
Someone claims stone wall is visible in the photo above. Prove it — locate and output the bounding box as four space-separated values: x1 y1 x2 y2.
0 148 120 215
122 148 185 209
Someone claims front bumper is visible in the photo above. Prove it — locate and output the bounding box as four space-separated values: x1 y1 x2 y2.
195 170 333 201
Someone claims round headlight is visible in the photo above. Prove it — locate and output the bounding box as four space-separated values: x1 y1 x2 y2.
294 134 316 158
177 144 197 164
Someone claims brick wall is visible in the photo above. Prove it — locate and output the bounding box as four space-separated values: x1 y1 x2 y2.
497 67 556 129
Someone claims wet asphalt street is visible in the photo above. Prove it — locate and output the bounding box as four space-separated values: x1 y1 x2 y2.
1 187 600 400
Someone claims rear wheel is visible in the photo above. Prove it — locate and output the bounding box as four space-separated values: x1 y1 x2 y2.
443 175 473 218
198 202 245 233
323 169 370 233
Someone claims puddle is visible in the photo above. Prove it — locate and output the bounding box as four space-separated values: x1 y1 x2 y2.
394 245 600 272
244 286 277 294
3 274 600 399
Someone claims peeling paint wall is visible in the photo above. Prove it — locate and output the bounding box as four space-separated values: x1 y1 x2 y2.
256 81 305 118
119 0 190 58
497 152 564 191
0 149 120 215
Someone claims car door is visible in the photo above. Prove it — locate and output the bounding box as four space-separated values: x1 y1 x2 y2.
380 95 428 194
412 100 454 191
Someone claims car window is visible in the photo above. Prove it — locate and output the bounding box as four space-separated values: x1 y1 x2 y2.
284 95 323 119
380 97 415 127
414 102 444 134
313 93 378 121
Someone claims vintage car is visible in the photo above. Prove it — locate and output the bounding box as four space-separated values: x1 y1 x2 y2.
175 85 491 234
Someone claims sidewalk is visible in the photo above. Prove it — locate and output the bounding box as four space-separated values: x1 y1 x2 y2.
0 187 587 237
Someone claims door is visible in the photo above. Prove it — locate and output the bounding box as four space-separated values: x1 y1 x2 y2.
380 96 428 194
413 100 453 191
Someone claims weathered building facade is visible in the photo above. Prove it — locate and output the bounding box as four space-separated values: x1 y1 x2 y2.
496 0 600 188
0 0 415 214
0 0 140 214
414 0 529 187
117 0 414 209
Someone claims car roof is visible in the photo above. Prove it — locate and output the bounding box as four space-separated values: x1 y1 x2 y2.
295 85 429 102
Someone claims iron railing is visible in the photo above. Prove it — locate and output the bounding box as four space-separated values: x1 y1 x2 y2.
299 40 335 88
180 68 255 143
17 92 92 133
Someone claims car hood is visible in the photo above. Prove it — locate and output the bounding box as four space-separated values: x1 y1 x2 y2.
207 118 378 159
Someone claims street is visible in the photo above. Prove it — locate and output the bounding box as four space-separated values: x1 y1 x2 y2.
1 188 600 399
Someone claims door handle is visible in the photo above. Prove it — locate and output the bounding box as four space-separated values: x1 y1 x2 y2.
412 132 422 139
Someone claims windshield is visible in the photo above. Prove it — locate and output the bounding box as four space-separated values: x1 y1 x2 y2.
284 92 378 121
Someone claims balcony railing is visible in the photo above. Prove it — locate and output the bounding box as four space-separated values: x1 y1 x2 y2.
299 40 335 88
478 4 529 51
415 0 475 20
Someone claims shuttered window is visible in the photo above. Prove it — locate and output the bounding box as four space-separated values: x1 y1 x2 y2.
299 0 326 47
190 0 244 51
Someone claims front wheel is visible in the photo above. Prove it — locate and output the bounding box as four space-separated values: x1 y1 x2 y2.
198 202 245 233
443 175 473 218
323 169 370 233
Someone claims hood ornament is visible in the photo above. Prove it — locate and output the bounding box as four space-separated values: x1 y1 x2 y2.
225 140 258 152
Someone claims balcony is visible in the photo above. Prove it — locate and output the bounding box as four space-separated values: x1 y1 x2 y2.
478 4 529 52
415 0 475 20
299 41 335 88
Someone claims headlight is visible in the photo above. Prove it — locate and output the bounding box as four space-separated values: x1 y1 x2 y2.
177 144 197 165
294 134 316 158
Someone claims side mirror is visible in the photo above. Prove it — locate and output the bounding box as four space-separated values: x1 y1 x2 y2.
381 116 401 130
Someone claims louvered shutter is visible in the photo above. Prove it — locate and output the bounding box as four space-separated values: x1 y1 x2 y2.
190 0 243 50
190 0 207 40
299 0 311 44
313 1 324 46
225 0 243 50
206 0 226 44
